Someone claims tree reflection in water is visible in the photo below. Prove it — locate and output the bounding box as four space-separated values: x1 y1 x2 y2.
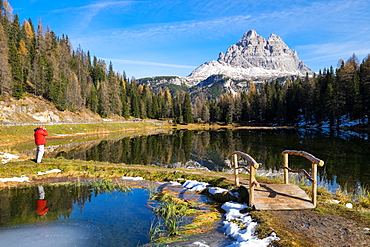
53 129 370 191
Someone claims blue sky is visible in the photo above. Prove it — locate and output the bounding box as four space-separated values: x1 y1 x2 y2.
11 0 370 79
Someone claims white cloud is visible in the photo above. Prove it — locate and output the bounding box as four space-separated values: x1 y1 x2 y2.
49 1 135 30
49 1 134 13
79 14 253 44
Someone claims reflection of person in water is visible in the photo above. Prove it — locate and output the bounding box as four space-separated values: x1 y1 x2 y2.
36 185 49 216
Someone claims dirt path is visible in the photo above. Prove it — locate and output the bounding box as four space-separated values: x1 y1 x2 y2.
273 210 370 247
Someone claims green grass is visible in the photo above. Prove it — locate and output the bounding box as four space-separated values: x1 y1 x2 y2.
149 191 221 244
0 121 167 150
0 157 235 189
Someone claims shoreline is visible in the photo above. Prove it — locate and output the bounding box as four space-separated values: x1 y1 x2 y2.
0 122 369 246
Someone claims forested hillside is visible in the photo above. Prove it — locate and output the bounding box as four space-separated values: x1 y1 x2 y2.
191 55 370 128
0 0 193 123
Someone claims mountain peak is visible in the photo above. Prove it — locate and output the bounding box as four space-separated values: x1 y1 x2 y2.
236 29 266 47
189 30 312 81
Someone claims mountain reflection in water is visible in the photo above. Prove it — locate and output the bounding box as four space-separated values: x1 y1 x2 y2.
45 129 370 191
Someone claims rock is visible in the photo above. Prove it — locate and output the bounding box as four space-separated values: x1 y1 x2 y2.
0 93 107 124
138 30 313 96
189 29 313 81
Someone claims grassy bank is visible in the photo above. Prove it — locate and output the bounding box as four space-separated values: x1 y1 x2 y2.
0 121 167 146
0 158 235 188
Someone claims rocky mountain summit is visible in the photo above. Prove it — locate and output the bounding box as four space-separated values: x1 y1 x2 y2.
188 29 313 82
139 30 313 94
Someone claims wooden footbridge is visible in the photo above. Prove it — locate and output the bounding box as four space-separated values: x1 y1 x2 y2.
232 150 324 210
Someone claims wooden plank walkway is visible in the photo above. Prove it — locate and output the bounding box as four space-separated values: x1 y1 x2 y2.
232 150 324 210
252 183 314 210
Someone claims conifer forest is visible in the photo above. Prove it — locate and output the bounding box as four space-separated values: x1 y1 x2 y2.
202 57 370 127
0 0 369 127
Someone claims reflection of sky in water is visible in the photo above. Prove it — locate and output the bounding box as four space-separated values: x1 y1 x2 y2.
0 189 154 247
318 175 340 194
0 221 101 247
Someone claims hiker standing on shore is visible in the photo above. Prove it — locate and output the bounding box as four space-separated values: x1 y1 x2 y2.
34 125 48 163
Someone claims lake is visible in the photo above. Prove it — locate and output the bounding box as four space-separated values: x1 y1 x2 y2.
46 128 370 192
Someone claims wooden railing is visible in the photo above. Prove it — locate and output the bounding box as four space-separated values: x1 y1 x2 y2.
281 150 324 207
232 151 260 206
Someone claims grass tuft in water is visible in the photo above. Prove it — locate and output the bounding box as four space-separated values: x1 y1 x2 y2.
149 220 165 241
152 196 188 236
149 192 197 240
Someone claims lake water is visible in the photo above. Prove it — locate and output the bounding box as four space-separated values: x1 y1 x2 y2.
49 129 370 192
0 186 154 247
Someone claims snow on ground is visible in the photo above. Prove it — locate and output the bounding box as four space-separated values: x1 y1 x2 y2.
221 201 279 247
179 180 280 247
298 116 369 140
0 152 19 164
208 186 229 195
0 175 29 183
0 169 61 183
120 176 144 181
182 180 209 191
37 169 61 175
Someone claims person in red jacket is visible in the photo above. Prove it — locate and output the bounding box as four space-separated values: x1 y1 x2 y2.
34 125 48 163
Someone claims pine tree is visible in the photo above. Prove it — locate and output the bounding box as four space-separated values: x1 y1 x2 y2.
201 104 210 123
2 0 13 22
182 92 193 124
0 22 12 94
120 79 129 118
8 40 22 83
87 84 98 113
163 87 172 118
359 55 370 122
107 62 122 115
98 80 110 117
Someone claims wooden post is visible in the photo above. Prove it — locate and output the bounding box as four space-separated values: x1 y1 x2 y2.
250 164 255 206
233 154 239 186
312 162 317 207
282 150 324 208
283 153 289 184
231 151 259 207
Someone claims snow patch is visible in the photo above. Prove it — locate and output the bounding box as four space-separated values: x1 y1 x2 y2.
182 180 209 191
221 201 280 246
37 169 62 175
0 175 29 183
0 152 20 164
208 187 228 195
120 176 144 181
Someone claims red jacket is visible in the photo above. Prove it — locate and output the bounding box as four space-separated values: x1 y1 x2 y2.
36 199 49 216
34 128 48 145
